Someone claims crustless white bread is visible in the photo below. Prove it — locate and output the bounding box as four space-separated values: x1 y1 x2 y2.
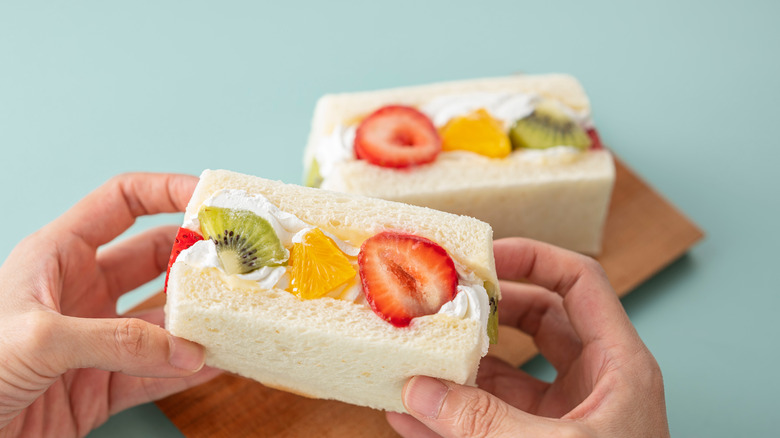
165 169 499 412
304 74 615 254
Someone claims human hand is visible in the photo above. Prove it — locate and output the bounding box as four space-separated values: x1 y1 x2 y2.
387 237 670 437
0 173 221 437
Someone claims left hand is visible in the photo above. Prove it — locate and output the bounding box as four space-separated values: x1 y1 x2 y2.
0 173 221 437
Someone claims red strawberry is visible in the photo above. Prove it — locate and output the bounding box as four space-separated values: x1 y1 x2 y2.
164 227 203 293
354 105 441 168
586 127 604 150
358 231 458 327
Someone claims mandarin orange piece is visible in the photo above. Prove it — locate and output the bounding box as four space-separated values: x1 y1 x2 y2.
439 108 511 158
288 228 357 300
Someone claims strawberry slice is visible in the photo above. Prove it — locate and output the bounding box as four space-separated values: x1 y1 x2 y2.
358 231 458 327
164 227 204 293
354 105 441 168
586 127 604 150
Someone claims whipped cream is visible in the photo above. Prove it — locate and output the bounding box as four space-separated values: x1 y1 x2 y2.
314 124 357 181
422 92 591 130
177 189 487 331
421 91 537 130
438 269 490 355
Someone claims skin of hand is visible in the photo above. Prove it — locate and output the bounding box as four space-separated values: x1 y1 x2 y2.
0 173 222 438
387 237 670 438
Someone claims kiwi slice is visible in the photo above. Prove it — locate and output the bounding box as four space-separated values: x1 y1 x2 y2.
198 206 288 275
509 100 592 151
485 281 499 345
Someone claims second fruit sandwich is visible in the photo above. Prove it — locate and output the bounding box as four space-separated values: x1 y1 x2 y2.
304 74 615 254
164 169 500 412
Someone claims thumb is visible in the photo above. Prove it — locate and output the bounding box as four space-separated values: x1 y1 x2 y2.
402 376 568 438
52 315 206 377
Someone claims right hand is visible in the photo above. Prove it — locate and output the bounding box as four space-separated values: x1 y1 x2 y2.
387 237 670 437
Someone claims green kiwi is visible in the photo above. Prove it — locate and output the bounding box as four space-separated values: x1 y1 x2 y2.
198 206 287 275
485 281 499 345
304 158 323 188
509 100 592 151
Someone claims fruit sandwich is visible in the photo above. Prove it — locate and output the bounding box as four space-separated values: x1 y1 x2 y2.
164 169 500 412
304 74 615 254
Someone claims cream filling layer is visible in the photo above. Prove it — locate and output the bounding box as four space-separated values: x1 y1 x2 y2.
313 91 592 182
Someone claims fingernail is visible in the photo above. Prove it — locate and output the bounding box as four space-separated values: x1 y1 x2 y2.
168 335 205 371
404 376 449 419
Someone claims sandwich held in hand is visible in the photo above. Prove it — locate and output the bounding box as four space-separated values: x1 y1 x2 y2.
304 74 615 254
164 169 500 412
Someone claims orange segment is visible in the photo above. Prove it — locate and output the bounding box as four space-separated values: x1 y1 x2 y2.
288 228 357 300
439 108 511 158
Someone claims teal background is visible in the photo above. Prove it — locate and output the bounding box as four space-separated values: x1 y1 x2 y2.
1 1 778 437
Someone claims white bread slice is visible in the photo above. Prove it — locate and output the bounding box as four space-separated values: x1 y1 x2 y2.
166 169 498 412
304 74 615 254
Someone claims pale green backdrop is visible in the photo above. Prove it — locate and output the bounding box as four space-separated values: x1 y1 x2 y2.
1 1 778 437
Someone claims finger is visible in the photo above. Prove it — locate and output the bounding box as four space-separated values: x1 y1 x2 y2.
49 314 205 377
497 280 581 371
107 366 223 415
45 173 197 249
402 376 580 438
97 225 179 302
476 356 549 413
493 238 636 347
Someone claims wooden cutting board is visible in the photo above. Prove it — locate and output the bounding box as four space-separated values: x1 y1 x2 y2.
131 157 703 437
